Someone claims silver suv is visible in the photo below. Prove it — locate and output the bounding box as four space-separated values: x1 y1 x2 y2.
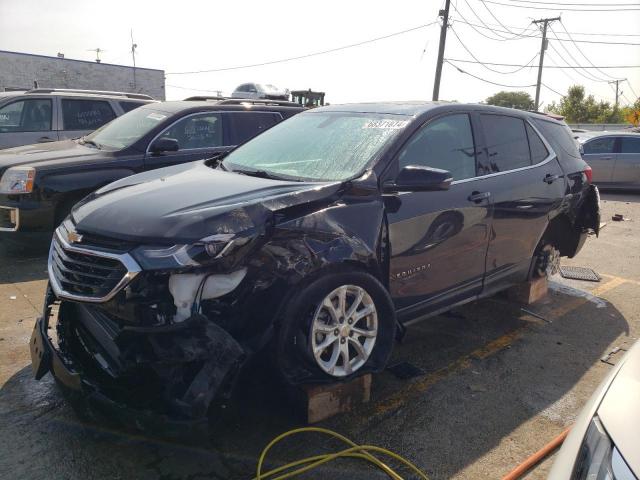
0 88 154 149
230 83 289 101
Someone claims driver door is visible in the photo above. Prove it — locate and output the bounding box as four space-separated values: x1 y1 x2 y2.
144 112 230 170
386 112 493 315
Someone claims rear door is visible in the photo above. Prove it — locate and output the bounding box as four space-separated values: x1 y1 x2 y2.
582 136 616 184
476 113 565 293
144 112 229 170
0 97 57 148
386 112 493 314
58 98 117 140
612 136 640 187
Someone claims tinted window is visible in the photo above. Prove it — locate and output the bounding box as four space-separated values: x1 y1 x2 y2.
620 137 640 154
159 113 223 149
526 123 549 164
480 114 530 174
583 137 615 155
398 114 476 180
228 112 281 144
119 101 146 113
532 119 581 159
0 99 52 132
62 99 116 130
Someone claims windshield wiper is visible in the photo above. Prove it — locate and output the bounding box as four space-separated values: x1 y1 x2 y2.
232 168 293 181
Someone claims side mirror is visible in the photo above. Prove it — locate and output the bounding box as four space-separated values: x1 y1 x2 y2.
150 137 179 154
384 165 452 193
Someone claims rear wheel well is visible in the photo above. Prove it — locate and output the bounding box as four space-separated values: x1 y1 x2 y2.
540 214 580 257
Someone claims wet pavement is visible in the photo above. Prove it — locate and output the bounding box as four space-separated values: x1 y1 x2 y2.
1 192 639 479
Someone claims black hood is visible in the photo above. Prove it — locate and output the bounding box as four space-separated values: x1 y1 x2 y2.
72 161 342 243
0 140 104 174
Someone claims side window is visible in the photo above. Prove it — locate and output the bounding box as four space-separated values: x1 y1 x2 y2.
620 137 640 154
398 113 476 181
159 113 223 150
583 137 615 155
0 99 52 132
237 84 249 92
62 99 116 130
479 114 530 174
526 123 549 164
228 112 281 145
119 101 145 113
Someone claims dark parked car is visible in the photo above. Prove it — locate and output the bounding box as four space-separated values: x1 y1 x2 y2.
0 88 154 149
30 102 600 434
0 99 303 244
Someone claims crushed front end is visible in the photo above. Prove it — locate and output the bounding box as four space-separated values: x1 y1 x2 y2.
30 221 255 435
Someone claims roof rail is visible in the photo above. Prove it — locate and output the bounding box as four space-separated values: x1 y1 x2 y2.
217 99 301 108
183 95 229 101
527 110 565 121
26 88 154 100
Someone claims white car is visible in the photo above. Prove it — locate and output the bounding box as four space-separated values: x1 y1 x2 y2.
548 341 640 479
231 83 289 101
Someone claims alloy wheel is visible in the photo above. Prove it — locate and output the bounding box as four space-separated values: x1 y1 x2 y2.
309 284 378 377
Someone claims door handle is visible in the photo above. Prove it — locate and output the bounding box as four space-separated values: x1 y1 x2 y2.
38 136 55 143
544 173 562 184
602 156 613 160
468 191 491 203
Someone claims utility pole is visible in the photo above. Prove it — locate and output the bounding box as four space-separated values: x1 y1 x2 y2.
432 0 451 101
609 79 625 109
131 30 138 90
532 16 560 111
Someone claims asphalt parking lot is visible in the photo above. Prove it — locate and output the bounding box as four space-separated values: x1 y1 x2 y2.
1 191 638 480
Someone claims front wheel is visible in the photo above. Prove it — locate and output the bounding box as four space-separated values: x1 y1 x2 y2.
274 271 396 383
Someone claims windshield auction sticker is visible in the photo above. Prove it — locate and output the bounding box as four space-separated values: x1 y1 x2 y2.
362 120 409 129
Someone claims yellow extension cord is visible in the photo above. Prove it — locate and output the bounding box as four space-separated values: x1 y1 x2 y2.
254 427 430 480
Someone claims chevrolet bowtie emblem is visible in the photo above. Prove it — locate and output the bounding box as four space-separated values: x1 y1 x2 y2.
67 231 83 244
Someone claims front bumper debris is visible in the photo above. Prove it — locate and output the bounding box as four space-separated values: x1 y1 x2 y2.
30 290 246 435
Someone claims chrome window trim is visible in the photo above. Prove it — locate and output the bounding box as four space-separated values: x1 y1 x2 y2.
48 227 142 304
0 206 19 232
450 117 558 186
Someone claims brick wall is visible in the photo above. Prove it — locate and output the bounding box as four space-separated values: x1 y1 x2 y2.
0 50 165 100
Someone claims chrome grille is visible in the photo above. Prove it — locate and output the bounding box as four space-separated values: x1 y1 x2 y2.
48 227 141 303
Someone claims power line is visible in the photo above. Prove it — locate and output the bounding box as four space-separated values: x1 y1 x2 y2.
505 0 640 6
548 27 610 82
167 22 439 75
452 0 517 40
444 58 640 69
557 20 619 81
479 0 640 11
542 82 565 97
625 79 639 99
478 0 535 38
449 26 539 73
445 60 537 87
453 19 640 44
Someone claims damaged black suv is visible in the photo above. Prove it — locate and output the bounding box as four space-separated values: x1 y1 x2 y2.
30 102 600 433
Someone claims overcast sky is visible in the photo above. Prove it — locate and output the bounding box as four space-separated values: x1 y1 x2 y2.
1 0 639 107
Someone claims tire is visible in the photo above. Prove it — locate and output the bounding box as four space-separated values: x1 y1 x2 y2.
274 270 396 384
531 239 560 279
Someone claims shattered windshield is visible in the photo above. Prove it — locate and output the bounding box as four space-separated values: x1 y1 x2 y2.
222 111 410 181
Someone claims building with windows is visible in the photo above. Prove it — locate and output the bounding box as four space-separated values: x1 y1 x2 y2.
0 50 165 100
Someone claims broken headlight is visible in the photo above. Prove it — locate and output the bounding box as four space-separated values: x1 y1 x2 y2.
132 234 249 270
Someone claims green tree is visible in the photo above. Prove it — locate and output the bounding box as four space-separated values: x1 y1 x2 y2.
486 91 534 110
546 85 622 123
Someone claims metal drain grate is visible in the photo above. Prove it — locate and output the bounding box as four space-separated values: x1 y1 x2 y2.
559 266 601 282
